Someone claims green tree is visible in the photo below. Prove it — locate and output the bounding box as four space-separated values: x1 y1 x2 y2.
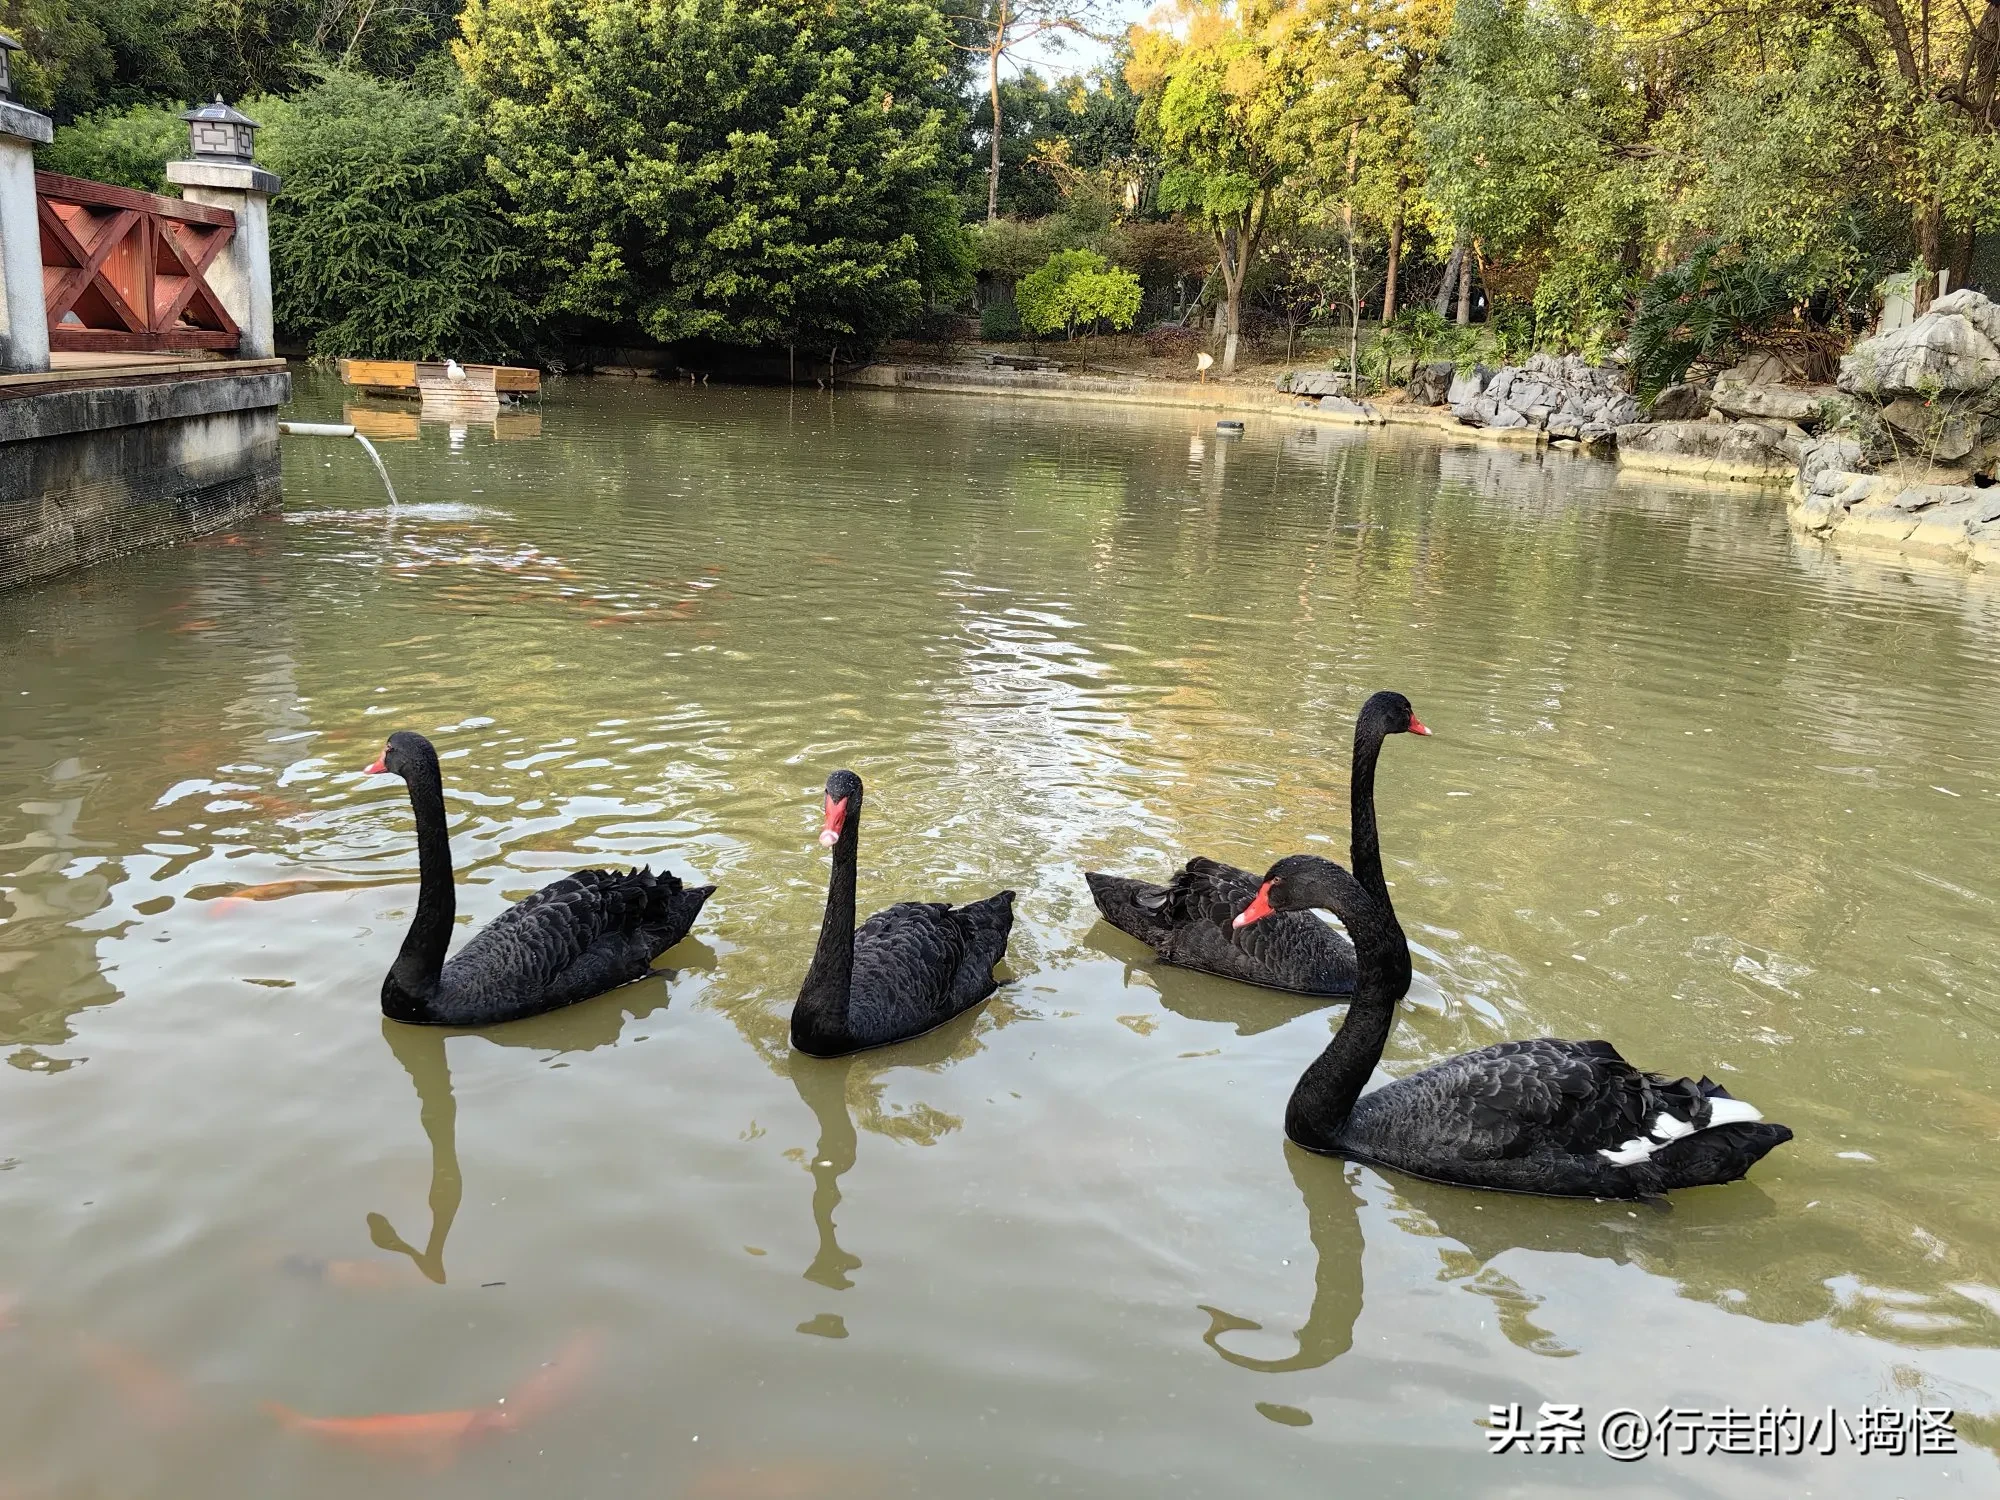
1064 263 1141 332
1417 0 1635 323
1016 246 1140 338
255 68 528 358
1129 0 1319 373
1015 246 1140 368
1607 0 2000 301
965 68 1069 218
951 0 1108 221
0 0 115 115
1016 246 1095 334
959 52 1142 219
38 101 183 191
2 0 468 121
458 0 973 356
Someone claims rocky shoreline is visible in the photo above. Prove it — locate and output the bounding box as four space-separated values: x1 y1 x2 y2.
1294 292 2000 568
855 297 2000 571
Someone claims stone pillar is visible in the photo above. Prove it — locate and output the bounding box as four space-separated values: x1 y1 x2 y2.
0 97 53 374
165 158 281 359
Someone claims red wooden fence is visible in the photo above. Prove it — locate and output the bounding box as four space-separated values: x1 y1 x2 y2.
37 172 239 354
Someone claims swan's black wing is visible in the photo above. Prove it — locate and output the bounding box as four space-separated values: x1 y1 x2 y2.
1102 857 1355 997
844 901 969 1048
431 866 711 1025
1084 870 1177 947
945 889 1015 1010
1341 1039 1791 1198
1360 1039 1656 1162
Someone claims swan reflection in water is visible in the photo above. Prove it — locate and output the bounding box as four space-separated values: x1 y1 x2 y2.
1136 949 1332 1038
1201 1144 1367 1375
336 946 715 1286
1200 1142 1783 1381
786 1005 992 1333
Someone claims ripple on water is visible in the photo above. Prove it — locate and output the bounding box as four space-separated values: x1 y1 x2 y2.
0 380 1997 1496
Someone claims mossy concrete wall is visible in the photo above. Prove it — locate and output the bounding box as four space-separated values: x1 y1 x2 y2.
0 363 289 590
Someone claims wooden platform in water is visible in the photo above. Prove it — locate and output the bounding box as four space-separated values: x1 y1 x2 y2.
344 402 543 442
337 359 540 395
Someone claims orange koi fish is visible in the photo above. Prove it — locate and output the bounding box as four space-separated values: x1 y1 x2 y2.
208 878 382 913
264 1330 601 1470
242 792 312 817
263 1402 507 1472
493 1330 602 1424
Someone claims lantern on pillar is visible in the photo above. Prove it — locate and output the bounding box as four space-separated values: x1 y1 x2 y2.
181 96 259 163
0 33 23 102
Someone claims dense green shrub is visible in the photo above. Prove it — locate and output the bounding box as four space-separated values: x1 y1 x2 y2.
1530 258 1630 360
980 296 1022 340
1363 306 1485 385
971 217 1062 286
900 307 967 347
0 0 464 120
1629 241 1791 398
458 0 971 354
38 102 182 191
255 69 528 360
1016 248 1142 340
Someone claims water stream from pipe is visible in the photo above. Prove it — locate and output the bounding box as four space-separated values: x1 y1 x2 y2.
277 421 399 513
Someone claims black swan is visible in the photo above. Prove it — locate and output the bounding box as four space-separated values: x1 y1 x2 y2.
1085 690 1427 995
791 769 1015 1057
1234 854 1793 1199
364 730 712 1026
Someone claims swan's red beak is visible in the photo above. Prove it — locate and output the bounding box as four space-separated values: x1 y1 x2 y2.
1233 881 1277 929
364 752 388 775
819 795 849 847
1407 714 1430 736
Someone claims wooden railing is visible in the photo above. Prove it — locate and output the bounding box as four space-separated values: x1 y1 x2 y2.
37 172 239 354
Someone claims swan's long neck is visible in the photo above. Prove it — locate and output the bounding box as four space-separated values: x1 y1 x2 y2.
798 810 860 1045
1285 864 1410 1150
385 756 455 1019
1349 724 1389 909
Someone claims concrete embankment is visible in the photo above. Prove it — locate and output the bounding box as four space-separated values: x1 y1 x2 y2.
842 359 1803 480
844 360 1554 453
851 352 2000 576
1 358 290 590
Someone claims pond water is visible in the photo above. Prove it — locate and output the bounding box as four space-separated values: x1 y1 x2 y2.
2 374 1999 1498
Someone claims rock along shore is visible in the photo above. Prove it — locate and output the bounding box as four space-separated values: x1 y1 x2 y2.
851 313 2000 574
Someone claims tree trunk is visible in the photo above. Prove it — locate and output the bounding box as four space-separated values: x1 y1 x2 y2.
1434 239 1463 318
1346 227 1360 384
1917 203 1942 312
1381 189 1405 325
1218 231 1244 374
1214 192 1271 376
1342 124 1361 384
987 23 1005 224
1950 222 1976 297
1455 239 1473 326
